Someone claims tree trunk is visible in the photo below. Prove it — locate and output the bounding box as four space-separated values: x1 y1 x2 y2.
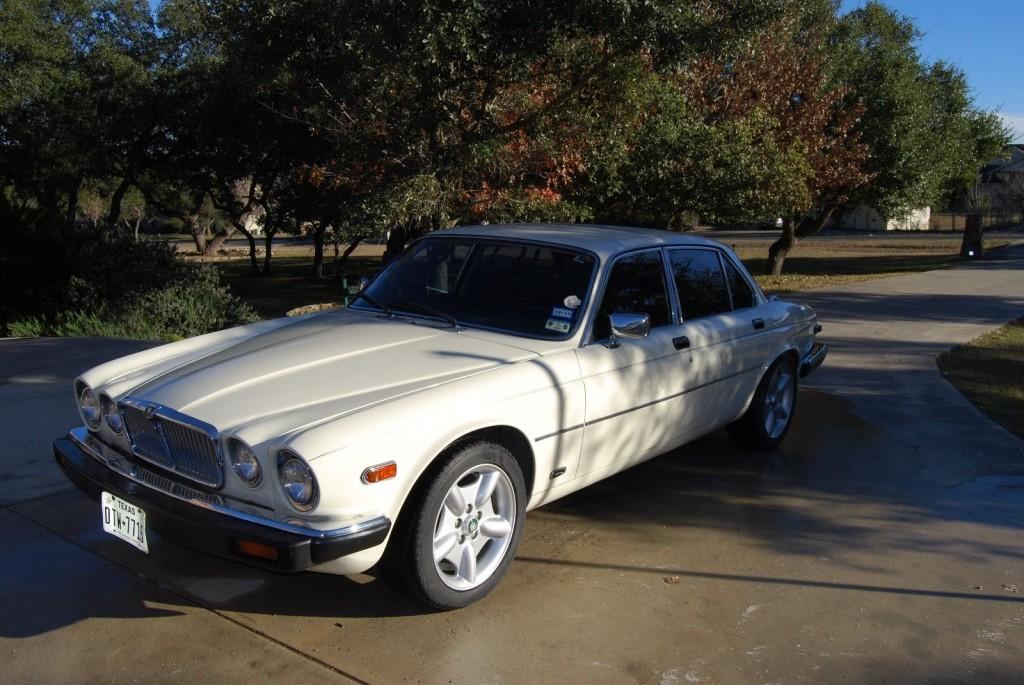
244 231 259 274
334 235 366 280
960 213 984 258
230 219 260 275
204 225 235 256
107 177 132 227
65 172 84 227
766 218 797 276
765 206 838 276
384 223 428 263
262 230 274 274
383 226 407 264
188 216 207 254
312 221 327 279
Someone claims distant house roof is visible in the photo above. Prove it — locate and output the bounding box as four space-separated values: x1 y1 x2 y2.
981 145 1024 181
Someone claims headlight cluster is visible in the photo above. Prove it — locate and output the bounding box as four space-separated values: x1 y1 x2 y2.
228 442 317 512
277 451 318 511
101 394 123 433
77 382 124 434
76 382 102 430
228 438 263 487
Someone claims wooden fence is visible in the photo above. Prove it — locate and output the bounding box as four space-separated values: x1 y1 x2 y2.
929 212 1024 231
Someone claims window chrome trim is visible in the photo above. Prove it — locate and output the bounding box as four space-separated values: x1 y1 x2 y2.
68 427 388 540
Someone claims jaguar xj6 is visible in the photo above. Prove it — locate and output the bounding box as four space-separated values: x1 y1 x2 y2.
55 224 825 608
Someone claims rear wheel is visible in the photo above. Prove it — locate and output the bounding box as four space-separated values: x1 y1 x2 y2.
728 355 798 450
384 440 526 609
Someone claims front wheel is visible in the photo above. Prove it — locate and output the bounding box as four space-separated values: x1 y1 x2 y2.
727 355 798 450
385 441 526 609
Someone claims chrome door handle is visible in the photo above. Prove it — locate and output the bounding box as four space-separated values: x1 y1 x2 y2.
752 318 765 330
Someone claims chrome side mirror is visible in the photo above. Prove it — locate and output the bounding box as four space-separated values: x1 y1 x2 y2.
607 312 650 348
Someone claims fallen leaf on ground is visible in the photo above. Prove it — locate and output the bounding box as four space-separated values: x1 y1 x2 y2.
663 576 681 585
1003 584 1018 593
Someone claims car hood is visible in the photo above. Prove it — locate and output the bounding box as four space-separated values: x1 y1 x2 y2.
123 309 538 437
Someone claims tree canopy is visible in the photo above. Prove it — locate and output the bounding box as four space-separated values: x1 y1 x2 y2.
0 0 1008 277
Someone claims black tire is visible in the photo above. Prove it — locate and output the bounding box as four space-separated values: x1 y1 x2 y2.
383 440 527 610
727 355 798 451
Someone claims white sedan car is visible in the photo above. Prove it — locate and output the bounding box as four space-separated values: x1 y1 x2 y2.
55 224 825 608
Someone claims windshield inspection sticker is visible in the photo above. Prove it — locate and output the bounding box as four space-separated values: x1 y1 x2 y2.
564 295 582 309
551 306 574 320
545 318 571 333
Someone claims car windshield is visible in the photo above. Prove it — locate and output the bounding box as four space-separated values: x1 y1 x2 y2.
354 237 597 339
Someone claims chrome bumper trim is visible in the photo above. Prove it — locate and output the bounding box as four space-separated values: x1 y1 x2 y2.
68 427 388 541
800 342 828 378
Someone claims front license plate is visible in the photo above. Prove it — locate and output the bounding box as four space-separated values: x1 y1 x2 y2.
101 491 149 553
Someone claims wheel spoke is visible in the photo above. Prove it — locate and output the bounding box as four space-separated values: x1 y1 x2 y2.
474 471 499 508
479 516 512 539
433 531 459 563
444 485 466 516
458 544 477 583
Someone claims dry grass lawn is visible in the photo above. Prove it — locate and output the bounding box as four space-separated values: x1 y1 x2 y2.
726 236 1012 294
937 320 1024 439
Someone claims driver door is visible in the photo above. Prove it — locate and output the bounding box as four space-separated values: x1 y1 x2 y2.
575 249 697 478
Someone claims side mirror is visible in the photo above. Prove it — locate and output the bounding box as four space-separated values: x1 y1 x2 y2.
355 276 370 293
607 312 650 348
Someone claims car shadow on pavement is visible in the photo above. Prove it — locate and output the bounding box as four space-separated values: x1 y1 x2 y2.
7 390 1023 635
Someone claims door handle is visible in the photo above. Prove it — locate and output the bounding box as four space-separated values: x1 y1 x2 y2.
752 318 765 330
673 336 691 350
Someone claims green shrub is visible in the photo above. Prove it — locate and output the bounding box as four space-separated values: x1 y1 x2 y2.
1 198 258 340
8 262 257 340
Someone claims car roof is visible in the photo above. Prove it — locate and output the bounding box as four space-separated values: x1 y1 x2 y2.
428 223 727 260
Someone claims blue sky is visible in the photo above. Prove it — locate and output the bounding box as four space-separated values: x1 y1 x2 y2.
842 0 1024 140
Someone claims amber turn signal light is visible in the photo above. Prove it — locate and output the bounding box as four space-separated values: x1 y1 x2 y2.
235 539 279 561
361 461 397 484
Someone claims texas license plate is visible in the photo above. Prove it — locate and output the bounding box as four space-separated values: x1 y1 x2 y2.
101 491 149 553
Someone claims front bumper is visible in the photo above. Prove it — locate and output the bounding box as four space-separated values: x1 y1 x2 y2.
53 429 391 572
800 341 828 378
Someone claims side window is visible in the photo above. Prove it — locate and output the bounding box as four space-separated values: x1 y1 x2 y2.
593 251 671 339
668 249 731 320
723 257 755 310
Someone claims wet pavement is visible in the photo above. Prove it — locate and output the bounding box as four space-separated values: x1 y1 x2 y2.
1 245 1023 683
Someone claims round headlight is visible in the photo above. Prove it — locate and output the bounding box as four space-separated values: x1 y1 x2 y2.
277 451 318 511
101 394 123 433
228 438 262 487
77 383 102 430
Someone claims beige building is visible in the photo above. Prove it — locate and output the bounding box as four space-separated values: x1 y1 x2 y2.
835 204 932 231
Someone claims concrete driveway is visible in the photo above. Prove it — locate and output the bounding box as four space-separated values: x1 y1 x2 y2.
2 245 1023 684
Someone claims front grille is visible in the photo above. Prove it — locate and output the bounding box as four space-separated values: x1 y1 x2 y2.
120 400 223 488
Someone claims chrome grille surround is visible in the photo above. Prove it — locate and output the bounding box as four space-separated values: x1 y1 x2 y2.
118 397 224 488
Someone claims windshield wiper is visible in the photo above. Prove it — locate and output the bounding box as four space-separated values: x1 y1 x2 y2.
353 291 391 316
388 300 459 328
